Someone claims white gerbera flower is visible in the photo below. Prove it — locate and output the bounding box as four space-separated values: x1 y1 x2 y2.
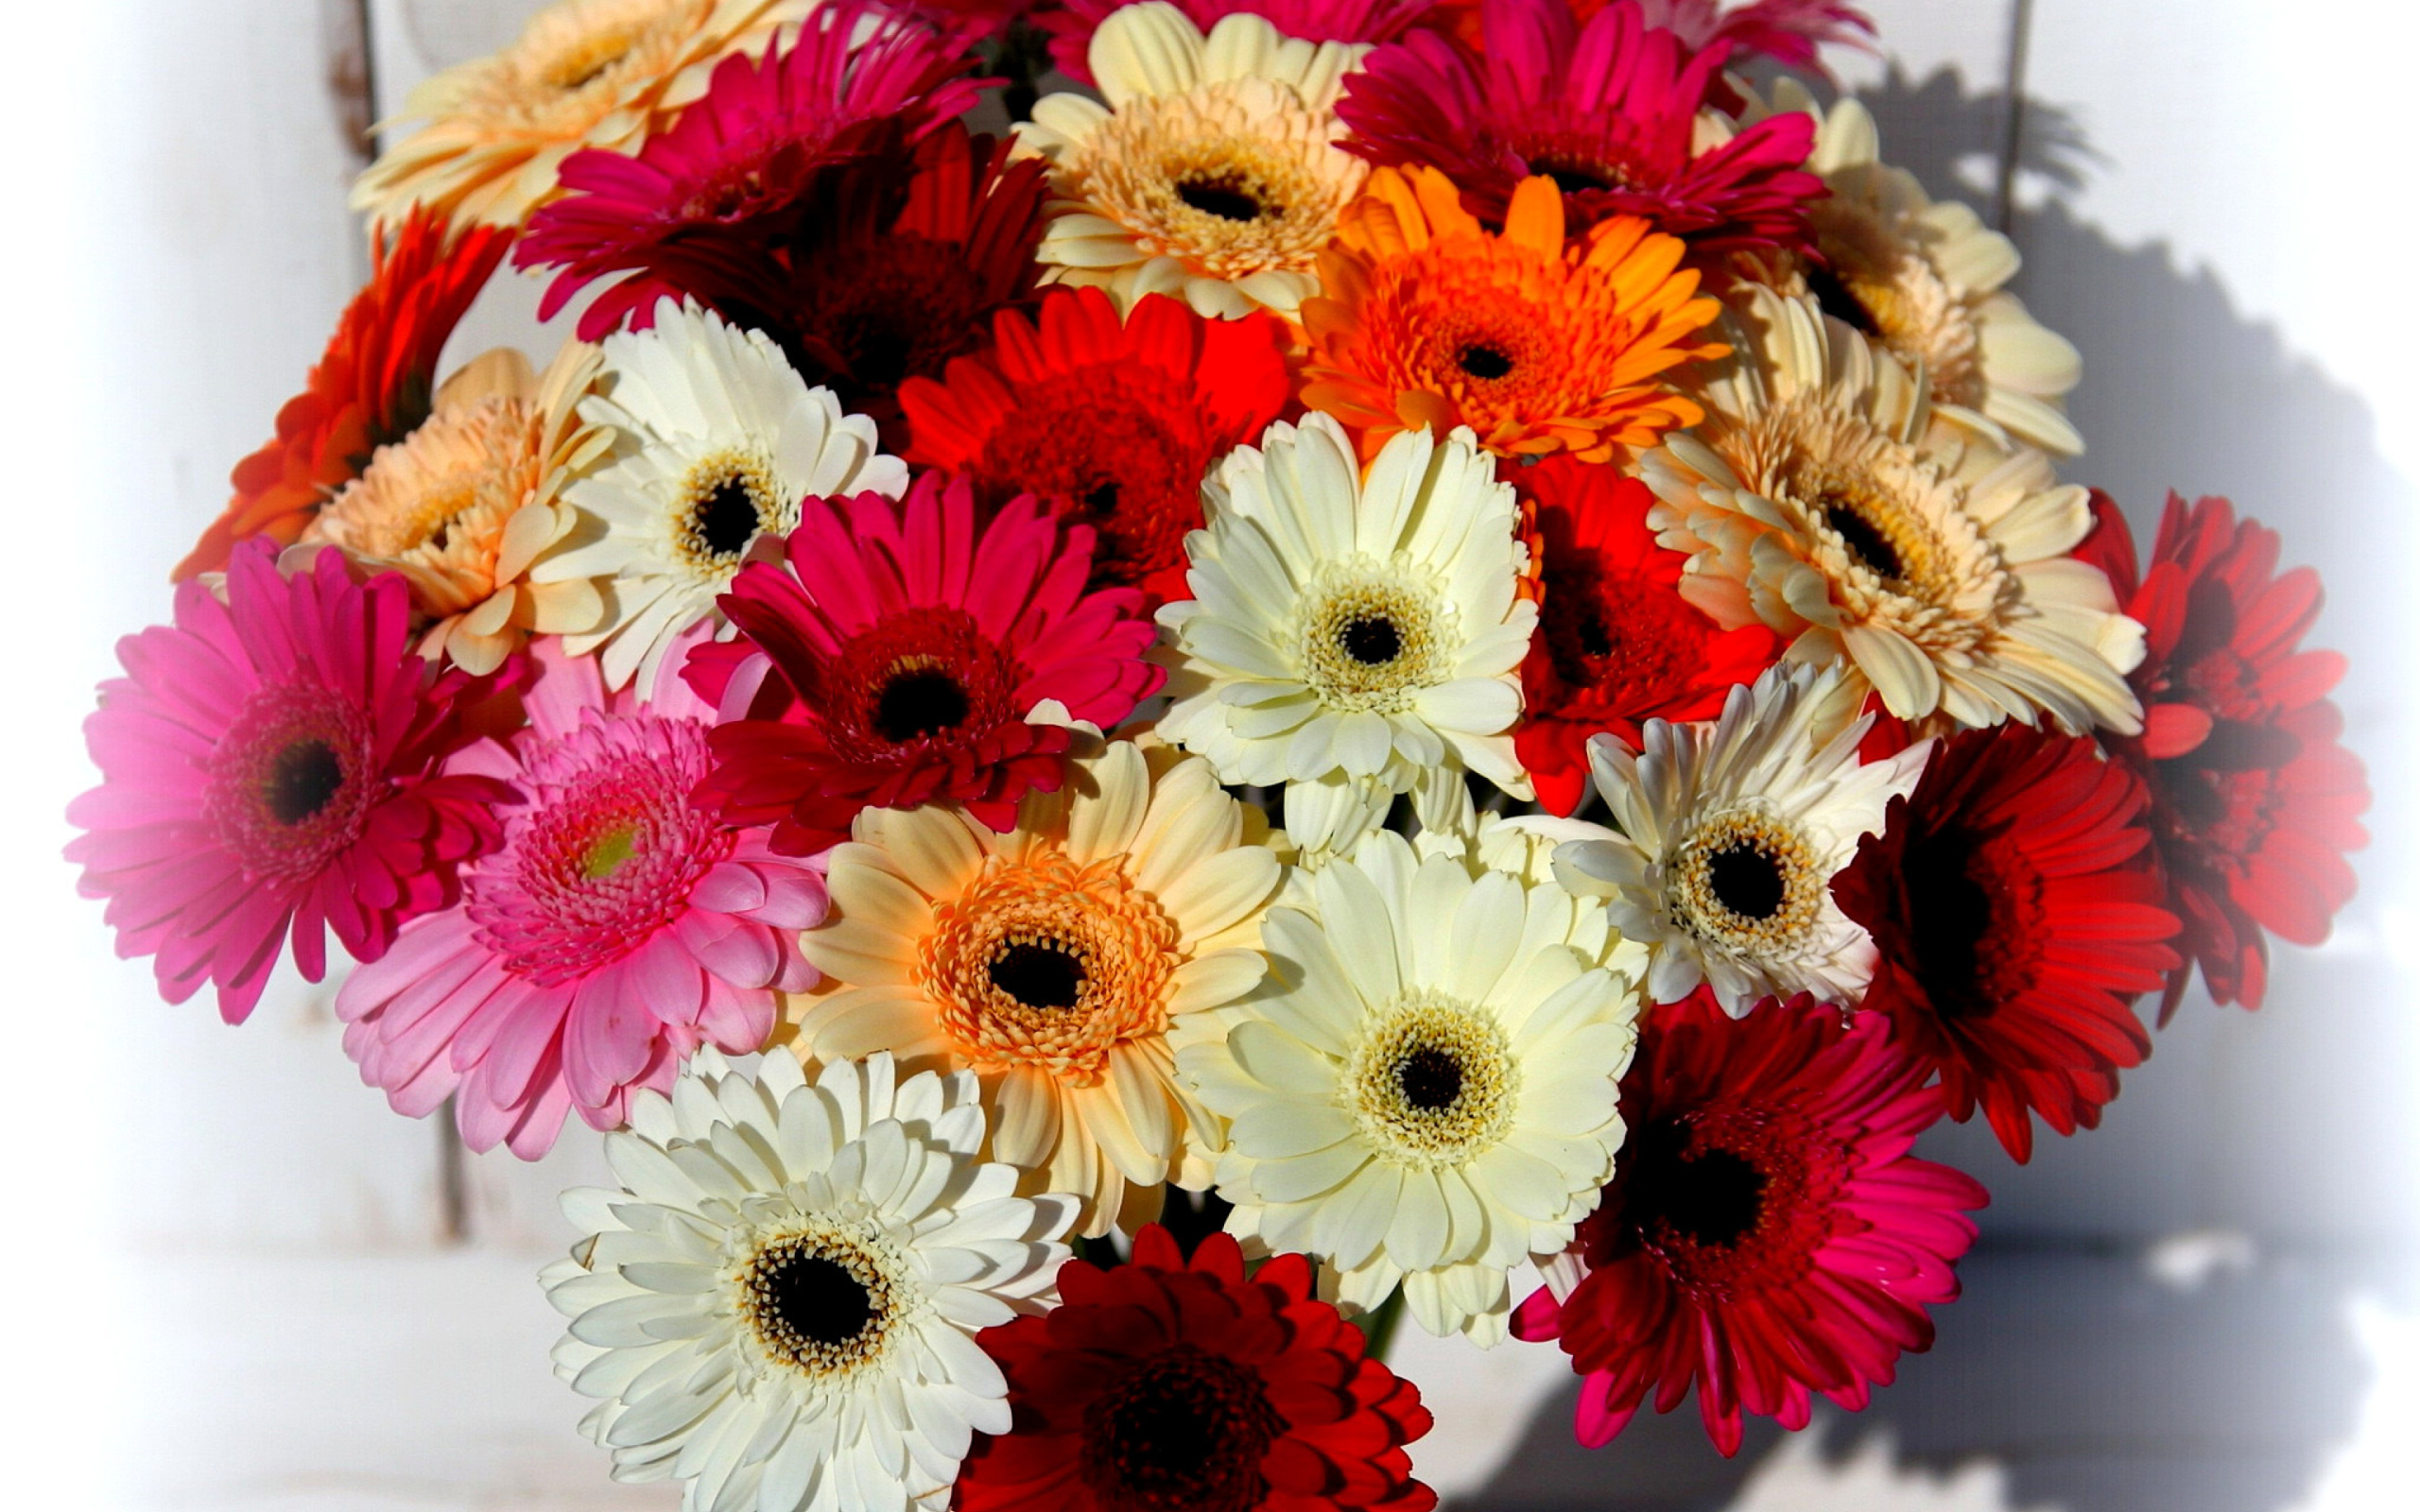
1017 4 1371 318
1646 286 2143 734
529 301 907 690
1176 829 1643 1346
543 1049 1073 1512
1550 662 1929 1015
1156 412 1535 860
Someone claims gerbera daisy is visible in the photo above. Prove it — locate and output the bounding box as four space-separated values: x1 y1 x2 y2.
1338 0 1824 249
1834 722 2179 1160
1745 85 2083 455
527 300 907 691
336 631 824 1157
689 473 1165 857
177 208 510 580
1645 286 2143 731
1154 414 1536 858
1016 4 1374 320
1513 989 1985 1456
791 735 1287 1236
65 543 505 1023
1515 455 1781 816
350 0 807 231
957 1225 1436 1512
1551 662 1929 1013
514 0 994 339
1179 829 1643 1344
1301 166 1724 463
1040 0 1443 84
2072 492 2369 1017
896 286 1291 605
543 1048 1075 1512
299 343 609 675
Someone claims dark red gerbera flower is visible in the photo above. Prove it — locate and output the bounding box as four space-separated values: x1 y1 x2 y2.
1038 0 1445 84
515 1 992 339
1515 455 1780 815
1833 723 2181 1161
2073 491 2370 1018
958 1225 1436 1512
897 286 1291 607
1337 0 1824 249
1513 990 1985 1456
685 471 1163 855
178 207 509 579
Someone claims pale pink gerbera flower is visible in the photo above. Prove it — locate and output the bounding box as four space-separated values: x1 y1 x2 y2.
66 541 507 1023
337 627 825 1157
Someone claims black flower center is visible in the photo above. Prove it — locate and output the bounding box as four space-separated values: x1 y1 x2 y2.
1084 1346 1281 1512
765 1253 874 1348
1706 841 1787 921
694 477 763 558
1575 608 1616 660
1804 260 1880 335
1082 478 1121 516
1176 174 1268 223
1396 1045 1465 1111
264 739 346 826
1339 615 1403 665
1629 1120 1769 1250
873 666 971 744
1530 158 1616 196
991 940 1087 1010
1901 829 2003 1021
1458 344 1515 380
1823 500 1906 580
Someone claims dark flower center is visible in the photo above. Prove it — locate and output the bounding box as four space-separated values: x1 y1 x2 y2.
1339 615 1404 665
1176 174 1268 223
873 665 972 744
1823 499 1906 580
1804 260 1880 335
1084 1345 1283 1512
1706 841 1787 921
1628 1119 1769 1250
1082 478 1121 515
1396 1045 1464 1111
695 477 764 558
740 1233 894 1376
1898 825 2044 1019
1532 160 1616 196
767 1254 873 1347
264 739 346 826
990 940 1087 1010
1458 344 1515 380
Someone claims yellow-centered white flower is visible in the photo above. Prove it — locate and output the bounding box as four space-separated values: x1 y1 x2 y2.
542 1049 1074 1512
1177 829 1644 1346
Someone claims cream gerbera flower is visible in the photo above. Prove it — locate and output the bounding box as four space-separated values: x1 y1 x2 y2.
1156 413 1535 859
792 736 1289 1239
1754 83 2083 455
1550 662 1928 1014
1017 4 1371 318
301 342 609 674
1646 286 2143 733
353 0 807 231
1176 829 1642 1345
542 1049 1072 1512
529 301 907 690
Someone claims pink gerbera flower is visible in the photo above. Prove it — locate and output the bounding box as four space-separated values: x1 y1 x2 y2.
1338 0 1824 249
515 0 993 339
66 541 505 1023
336 628 825 1158
685 471 1165 855
1037 0 1444 84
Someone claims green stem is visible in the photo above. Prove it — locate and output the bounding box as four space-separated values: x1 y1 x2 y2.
1355 1286 1407 1362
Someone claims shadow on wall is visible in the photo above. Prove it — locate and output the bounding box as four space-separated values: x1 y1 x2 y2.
1461 62 2414 1512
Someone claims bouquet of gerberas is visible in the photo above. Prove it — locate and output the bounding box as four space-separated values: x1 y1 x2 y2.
68 0 2374 1504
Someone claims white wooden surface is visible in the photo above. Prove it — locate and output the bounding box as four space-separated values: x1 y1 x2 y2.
6 2 2411 1508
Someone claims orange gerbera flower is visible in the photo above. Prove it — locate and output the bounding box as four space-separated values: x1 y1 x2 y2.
1300 165 1724 462
175 209 510 580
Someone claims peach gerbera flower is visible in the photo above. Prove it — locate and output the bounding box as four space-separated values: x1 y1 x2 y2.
1301 164 1726 462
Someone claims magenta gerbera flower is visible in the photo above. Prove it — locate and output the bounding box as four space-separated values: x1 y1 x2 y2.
1338 0 1824 249
336 629 825 1158
66 541 506 1023
684 471 1165 856
515 0 993 339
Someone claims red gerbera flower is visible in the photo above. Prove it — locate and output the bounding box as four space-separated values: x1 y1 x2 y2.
2074 491 2370 1017
897 287 1291 606
686 471 1164 855
1516 456 1780 815
1338 0 1824 249
66 542 508 1022
958 1225 1436 1512
1038 0 1445 84
515 2 992 340
177 208 509 579
1512 990 1986 1456
1833 723 2181 1161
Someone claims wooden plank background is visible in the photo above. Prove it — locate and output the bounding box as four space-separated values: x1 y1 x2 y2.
15 2 2410 1507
